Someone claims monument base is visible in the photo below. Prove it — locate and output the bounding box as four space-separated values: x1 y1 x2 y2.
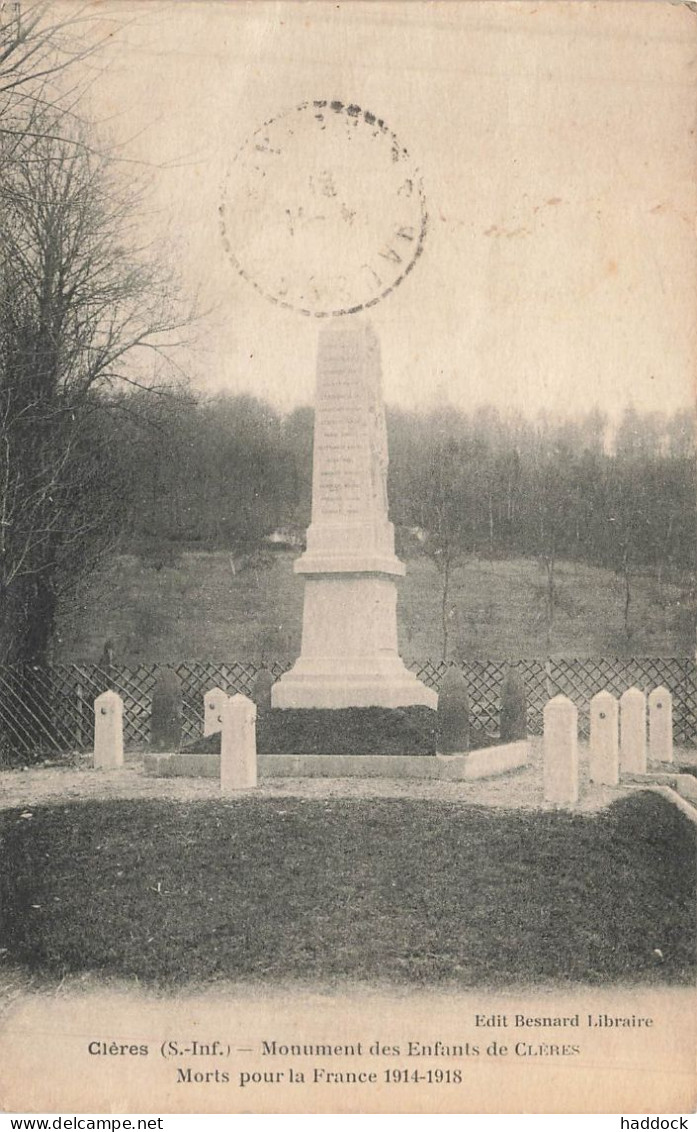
271 572 436 709
143 742 530 781
271 658 437 710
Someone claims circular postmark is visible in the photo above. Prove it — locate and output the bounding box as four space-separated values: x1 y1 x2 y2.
219 100 427 318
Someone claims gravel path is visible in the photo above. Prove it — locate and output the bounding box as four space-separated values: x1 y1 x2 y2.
1 738 679 812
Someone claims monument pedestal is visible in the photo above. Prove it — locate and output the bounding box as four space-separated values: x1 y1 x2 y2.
272 571 436 709
272 321 436 711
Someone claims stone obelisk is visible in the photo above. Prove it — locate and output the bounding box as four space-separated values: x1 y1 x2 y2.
272 320 437 710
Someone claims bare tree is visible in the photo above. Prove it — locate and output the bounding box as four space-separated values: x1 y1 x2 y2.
526 418 577 653
0 1 114 168
0 113 187 665
416 416 471 661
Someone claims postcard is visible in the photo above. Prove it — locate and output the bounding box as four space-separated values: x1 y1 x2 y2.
0 0 695 1116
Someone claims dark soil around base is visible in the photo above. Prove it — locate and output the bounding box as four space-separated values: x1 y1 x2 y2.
182 707 506 756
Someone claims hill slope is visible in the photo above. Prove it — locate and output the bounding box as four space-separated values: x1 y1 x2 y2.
55 550 695 663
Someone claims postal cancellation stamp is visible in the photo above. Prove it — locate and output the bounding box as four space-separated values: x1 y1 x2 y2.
219 99 427 317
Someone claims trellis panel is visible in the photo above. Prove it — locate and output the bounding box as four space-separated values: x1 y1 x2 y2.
0 657 694 758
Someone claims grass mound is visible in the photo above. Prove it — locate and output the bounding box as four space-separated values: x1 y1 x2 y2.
0 791 694 988
183 707 503 756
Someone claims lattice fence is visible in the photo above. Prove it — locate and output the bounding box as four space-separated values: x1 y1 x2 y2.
0 656 695 759
0 660 293 758
410 657 697 744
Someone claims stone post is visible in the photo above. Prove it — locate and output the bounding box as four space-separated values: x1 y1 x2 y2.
619 687 647 774
203 687 228 737
648 686 673 763
589 690 619 786
93 690 124 770
150 669 182 752
221 693 257 791
543 694 578 805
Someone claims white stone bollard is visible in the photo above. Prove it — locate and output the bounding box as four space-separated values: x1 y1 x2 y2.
93 690 124 770
648 686 673 763
204 687 228 737
620 687 647 775
220 693 257 791
589 690 619 786
543 694 578 806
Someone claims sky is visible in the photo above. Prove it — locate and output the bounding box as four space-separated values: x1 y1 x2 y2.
75 0 697 420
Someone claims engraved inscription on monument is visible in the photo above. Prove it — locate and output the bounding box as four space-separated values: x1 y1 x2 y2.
297 322 403 576
314 346 367 520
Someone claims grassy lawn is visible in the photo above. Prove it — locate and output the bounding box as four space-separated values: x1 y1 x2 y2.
1 791 694 988
56 550 694 665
